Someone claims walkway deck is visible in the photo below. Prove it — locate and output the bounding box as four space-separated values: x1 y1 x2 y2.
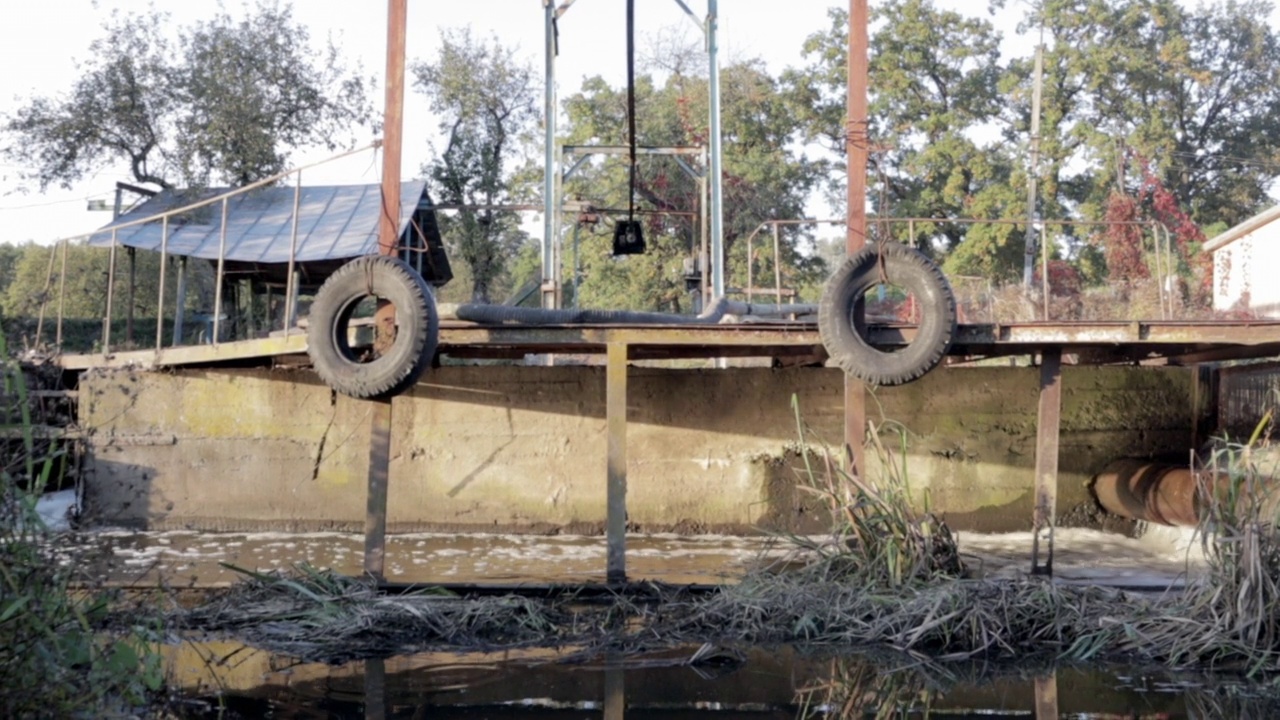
56 318 1280 371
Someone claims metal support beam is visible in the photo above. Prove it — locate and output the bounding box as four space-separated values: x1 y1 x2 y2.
606 342 628 584
125 248 136 345
543 0 560 309
172 257 187 346
364 398 393 579
844 0 870 476
1031 347 1062 576
707 0 725 299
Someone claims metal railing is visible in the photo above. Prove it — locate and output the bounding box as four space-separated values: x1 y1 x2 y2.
736 217 1179 323
33 143 382 358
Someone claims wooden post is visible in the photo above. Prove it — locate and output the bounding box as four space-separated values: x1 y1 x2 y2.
606 341 629 584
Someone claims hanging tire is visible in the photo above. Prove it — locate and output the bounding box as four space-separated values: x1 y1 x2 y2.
307 255 438 399
818 242 956 386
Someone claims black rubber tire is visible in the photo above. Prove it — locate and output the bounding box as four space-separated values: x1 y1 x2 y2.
307 255 438 399
818 242 956 386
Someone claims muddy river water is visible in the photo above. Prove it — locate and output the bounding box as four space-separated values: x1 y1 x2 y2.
65 526 1251 716
165 642 1267 718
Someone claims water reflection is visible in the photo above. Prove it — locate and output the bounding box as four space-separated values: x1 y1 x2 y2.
167 642 1280 719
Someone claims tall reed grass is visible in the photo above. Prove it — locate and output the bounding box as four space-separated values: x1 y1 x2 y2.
0 326 164 716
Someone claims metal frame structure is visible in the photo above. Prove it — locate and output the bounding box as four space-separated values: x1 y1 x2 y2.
541 0 726 311
560 145 710 308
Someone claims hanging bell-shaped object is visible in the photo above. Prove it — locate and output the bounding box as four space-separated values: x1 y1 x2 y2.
612 219 646 255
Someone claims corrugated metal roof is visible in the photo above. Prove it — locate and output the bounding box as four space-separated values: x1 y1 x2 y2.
1203 203 1280 253
87 181 427 264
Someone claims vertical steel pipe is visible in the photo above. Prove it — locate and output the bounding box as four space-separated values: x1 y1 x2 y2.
699 149 709 308
126 248 136 345
172 257 188 346
34 242 57 347
746 232 753 302
542 0 558 309
773 222 783 304
285 171 302 336
155 217 169 351
707 0 725 298
56 239 69 348
1039 224 1050 321
103 230 117 354
212 198 228 345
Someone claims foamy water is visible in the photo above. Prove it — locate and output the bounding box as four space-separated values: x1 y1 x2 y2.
55 525 1208 590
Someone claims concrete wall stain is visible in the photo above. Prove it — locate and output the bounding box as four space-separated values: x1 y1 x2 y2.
79 364 1196 534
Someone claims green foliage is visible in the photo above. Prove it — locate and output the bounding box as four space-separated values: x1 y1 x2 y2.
0 332 165 715
0 241 212 352
414 30 539 303
792 2 1025 279
794 0 1280 290
1 0 371 190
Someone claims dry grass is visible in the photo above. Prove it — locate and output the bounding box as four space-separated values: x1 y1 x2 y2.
170 415 1280 683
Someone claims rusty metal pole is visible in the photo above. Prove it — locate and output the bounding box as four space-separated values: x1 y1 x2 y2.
844 0 870 475
365 0 408 581
1031 347 1062 576
606 341 629 584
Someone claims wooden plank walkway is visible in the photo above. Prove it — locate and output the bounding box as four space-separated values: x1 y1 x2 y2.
56 319 1280 371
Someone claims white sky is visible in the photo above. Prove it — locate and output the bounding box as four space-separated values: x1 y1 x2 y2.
1 1 1276 246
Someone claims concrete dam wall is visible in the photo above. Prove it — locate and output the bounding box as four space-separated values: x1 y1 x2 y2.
80 364 1199 534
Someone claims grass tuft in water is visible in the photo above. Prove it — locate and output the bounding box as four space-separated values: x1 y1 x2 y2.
773 395 965 587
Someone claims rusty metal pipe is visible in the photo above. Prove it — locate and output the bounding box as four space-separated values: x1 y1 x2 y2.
1091 459 1217 526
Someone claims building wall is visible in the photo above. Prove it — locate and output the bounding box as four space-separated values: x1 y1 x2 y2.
80 364 1199 534
1215 227 1280 317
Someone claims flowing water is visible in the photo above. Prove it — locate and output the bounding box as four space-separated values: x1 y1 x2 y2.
65 525 1205 589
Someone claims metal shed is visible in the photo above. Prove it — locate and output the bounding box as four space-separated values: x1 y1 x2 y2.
88 181 451 287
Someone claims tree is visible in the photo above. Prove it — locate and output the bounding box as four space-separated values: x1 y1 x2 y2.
414 30 539 304
2 1 371 191
1018 0 1280 228
1 243 199 322
788 2 1026 281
